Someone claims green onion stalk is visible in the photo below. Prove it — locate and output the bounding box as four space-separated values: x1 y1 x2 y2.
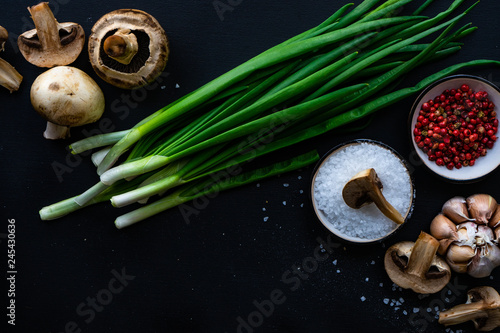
40 0 500 228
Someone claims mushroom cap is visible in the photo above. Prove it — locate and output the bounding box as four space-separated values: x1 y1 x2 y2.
88 9 169 89
18 23 85 68
30 66 105 127
17 3 85 68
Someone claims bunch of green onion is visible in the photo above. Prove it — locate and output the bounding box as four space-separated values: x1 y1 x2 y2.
40 0 500 228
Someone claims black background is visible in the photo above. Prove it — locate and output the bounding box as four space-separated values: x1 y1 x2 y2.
2 0 500 332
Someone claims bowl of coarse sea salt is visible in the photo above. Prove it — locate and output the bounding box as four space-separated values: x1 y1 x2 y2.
311 139 415 244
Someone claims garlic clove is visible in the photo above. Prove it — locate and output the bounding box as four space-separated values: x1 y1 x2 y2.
430 214 458 255
467 245 500 278
489 204 500 229
446 258 469 274
467 194 497 225
442 196 473 224
446 244 476 264
438 239 455 256
430 214 458 240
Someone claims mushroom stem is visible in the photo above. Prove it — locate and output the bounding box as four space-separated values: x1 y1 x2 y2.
44 122 70 140
103 29 139 65
28 2 61 49
0 57 22 93
439 303 488 326
439 286 500 331
406 232 440 277
342 168 405 224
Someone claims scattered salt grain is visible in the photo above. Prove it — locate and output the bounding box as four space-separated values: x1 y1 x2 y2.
360 296 366 302
283 183 289 187
383 298 390 305
263 217 269 222
365 277 369 282
262 208 266 212
332 260 337 265
283 201 287 206
413 308 420 313
175 83 180 88
313 142 412 240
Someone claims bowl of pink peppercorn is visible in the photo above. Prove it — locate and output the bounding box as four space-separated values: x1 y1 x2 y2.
410 74 500 182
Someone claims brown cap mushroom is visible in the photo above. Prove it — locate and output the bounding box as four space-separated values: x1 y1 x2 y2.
0 26 23 92
342 168 405 224
439 286 500 331
88 9 169 89
384 232 451 294
17 2 85 68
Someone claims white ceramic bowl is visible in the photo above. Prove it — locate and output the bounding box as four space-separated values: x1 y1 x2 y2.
409 75 500 183
310 139 415 244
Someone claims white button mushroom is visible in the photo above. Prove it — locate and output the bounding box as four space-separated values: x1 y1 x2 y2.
30 66 105 139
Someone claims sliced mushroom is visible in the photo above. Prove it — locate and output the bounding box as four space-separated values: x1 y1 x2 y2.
0 26 23 92
17 2 85 68
439 286 500 331
342 168 404 224
0 26 7 50
384 232 451 294
88 9 169 89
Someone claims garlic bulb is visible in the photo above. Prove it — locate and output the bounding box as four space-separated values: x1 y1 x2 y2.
430 194 500 278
